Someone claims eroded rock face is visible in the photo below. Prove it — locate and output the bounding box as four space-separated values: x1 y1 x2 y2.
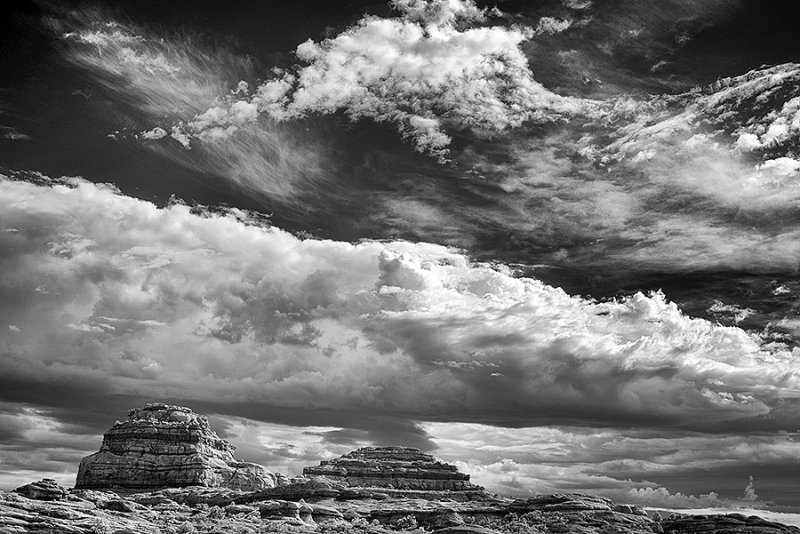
75 403 284 491
13 479 67 501
303 446 479 491
2 482 799 534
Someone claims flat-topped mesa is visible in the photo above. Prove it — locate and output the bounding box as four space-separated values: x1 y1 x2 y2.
76 403 284 491
302 446 478 491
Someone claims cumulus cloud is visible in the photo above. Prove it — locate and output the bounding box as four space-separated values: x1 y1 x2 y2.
534 17 573 36
0 125 32 141
171 0 598 159
2 174 800 434
0 402 97 490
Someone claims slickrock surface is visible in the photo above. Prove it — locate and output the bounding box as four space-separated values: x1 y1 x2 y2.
75 403 285 491
5 483 797 534
303 446 478 491
13 479 67 501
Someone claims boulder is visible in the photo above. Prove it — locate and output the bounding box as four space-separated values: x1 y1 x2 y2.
75 403 284 491
13 478 67 501
508 493 614 513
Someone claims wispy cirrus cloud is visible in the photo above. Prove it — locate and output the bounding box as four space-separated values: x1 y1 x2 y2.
53 6 331 201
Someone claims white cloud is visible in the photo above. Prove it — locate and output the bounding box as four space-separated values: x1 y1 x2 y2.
172 0 598 159
707 301 755 324
0 126 32 141
757 157 800 178
627 486 722 508
424 422 800 510
534 17 573 36
2 175 800 432
55 9 332 200
59 14 256 118
563 0 592 9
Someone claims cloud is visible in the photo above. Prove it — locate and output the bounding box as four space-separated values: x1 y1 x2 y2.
2 167 800 499
171 0 598 159
2 173 800 435
534 17 572 36
424 422 800 510
743 475 758 502
0 126 32 141
52 4 800 282
470 62 800 277
57 10 255 120
53 6 332 201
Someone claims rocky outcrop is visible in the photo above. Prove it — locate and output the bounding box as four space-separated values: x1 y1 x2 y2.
303 446 478 491
13 479 67 501
3 406 799 534
2 482 800 534
75 403 285 491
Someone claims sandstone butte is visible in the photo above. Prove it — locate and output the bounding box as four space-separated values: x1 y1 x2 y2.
1 404 799 534
303 446 478 491
75 403 286 491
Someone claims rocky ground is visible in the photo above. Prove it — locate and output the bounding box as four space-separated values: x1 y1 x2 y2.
3 477 799 534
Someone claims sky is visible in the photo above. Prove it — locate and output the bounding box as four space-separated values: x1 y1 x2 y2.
2 0 800 518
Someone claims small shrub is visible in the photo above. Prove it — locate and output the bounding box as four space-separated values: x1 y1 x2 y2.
393 515 418 530
207 506 226 519
89 520 111 534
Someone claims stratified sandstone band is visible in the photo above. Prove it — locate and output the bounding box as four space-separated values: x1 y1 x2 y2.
303 446 478 491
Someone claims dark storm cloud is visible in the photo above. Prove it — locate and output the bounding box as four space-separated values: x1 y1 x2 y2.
0 401 100 490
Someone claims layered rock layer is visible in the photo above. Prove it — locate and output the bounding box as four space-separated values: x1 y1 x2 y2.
75 403 283 490
303 446 478 491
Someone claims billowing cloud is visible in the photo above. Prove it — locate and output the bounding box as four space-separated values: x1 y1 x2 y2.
172 0 598 159
2 174 800 435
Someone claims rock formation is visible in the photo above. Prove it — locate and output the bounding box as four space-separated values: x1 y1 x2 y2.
3 406 799 534
303 446 478 491
75 403 284 491
13 479 67 501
